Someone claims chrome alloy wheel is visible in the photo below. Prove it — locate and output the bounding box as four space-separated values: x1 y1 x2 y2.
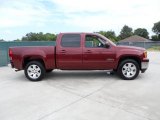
122 63 137 78
27 64 41 79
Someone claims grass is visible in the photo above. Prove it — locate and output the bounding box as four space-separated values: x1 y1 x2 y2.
147 46 160 51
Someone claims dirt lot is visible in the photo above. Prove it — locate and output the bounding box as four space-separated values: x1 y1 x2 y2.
0 52 160 120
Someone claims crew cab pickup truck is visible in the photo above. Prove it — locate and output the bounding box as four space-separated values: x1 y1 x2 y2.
9 33 149 81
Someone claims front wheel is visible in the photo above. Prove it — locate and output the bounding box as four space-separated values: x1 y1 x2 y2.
118 59 140 80
24 61 45 81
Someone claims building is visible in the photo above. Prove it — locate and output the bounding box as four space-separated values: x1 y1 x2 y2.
119 35 150 43
117 35 153 48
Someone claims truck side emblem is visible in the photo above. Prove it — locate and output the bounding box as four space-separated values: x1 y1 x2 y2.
106 58 115 62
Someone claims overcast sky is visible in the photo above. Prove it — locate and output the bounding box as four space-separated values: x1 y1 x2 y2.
0 0 160 40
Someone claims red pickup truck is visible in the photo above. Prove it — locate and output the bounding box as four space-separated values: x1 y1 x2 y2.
9 33 149 81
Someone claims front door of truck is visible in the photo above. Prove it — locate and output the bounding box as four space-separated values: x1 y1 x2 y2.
83 34 116 69
57 34 83 69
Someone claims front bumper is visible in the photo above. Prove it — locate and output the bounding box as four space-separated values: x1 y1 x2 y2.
141 58 149 73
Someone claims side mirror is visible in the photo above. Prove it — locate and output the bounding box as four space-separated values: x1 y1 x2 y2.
105 43 110 48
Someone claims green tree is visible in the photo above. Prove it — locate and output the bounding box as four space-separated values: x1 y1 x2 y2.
152 21 160 35
14 39 21 42
152 21 160 41
134 28 149 39
22 32 37 41
151 35 160 41
22 32 57 41
98 30 118 42
0 39 5 42
119 25 133 40
45 33 57 41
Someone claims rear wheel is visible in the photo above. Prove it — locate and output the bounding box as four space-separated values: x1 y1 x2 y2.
118 59 140 80
24 61 45 81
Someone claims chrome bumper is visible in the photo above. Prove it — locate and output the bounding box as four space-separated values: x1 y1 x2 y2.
141 61 149 70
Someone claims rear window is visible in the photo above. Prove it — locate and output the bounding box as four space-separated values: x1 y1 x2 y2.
61 34 81 47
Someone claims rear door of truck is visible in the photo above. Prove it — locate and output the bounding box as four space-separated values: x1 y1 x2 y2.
56 33 83 69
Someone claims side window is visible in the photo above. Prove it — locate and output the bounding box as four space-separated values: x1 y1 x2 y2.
61 34 81 47
85 35 104 48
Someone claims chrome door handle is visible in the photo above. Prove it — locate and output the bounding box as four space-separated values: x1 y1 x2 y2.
60 50 66 53
85 50 92 53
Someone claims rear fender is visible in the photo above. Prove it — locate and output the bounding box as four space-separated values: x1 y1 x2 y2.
22 50 46 69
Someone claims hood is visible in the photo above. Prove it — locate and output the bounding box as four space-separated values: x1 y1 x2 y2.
116 45 145 52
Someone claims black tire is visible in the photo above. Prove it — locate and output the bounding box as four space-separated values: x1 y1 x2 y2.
118 59 140 80
24 61 46 81
46 69 53 73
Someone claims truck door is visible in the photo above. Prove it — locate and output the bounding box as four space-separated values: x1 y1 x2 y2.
83 34 116 69
56 34 83 69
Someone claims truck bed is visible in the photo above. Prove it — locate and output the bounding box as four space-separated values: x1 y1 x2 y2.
9 46 56 70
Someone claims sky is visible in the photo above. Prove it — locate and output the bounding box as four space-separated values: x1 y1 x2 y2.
0 0 160 40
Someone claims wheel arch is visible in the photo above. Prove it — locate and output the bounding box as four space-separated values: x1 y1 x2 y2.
116 56 141 70
23 56 45 69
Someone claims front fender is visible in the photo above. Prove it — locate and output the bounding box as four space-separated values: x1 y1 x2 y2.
114 49 143 69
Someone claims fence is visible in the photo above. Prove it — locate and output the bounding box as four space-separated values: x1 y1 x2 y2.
0 41 55 67
117 41 160 49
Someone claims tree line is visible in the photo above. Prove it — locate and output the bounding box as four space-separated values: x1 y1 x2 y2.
1 21 160 42
97 20 160 42
97 26 150 42
21 32 56 41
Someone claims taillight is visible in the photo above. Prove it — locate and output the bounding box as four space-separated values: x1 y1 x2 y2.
143 51 147 58
9 49 13 60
